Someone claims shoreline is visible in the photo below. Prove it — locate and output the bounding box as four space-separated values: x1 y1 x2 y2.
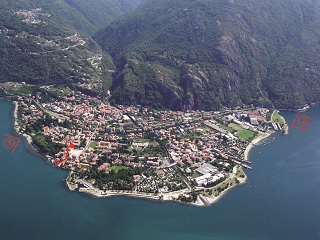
191 173 248 207
11 101 55 163
10 100 175 205
68 171 248 207
198 173 248 207
276 104 310 112
8 99 261 207
12 101 35 149
244 133 271 161
70 182 248 207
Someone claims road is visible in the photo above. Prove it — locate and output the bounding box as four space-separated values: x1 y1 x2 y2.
32 99 70 120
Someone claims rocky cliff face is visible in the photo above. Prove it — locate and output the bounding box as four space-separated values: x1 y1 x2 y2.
96 0 320 110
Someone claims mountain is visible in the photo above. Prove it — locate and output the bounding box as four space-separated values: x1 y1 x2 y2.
0 0 145 35
95 0 320 110
64 0 146 33
0 0 94 35
0 1 99 88
0 0 144 92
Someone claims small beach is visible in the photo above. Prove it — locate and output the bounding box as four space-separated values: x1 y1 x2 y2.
12 101 32 144
244 133 271 161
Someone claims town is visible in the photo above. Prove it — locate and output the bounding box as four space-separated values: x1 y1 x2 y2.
2 83 287 206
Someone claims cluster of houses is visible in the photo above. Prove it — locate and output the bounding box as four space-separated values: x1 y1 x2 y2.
16 88 272 193
16 8 43 24
136 167 186 193
193 163 225 186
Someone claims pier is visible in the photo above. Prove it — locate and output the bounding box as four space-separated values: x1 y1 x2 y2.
227 155 253 170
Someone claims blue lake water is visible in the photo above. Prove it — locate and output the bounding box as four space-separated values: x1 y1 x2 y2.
0 99 319 240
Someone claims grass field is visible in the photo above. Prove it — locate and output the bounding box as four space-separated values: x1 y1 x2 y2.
281 123 289 134
271 111 286 124
229 123 255 140
218 124 234 133
235 165 246 178
191 171 202 179
88 141 96 148
132 139 158 147
108 166 129 173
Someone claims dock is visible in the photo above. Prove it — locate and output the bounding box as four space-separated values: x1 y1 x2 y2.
229 156 253 170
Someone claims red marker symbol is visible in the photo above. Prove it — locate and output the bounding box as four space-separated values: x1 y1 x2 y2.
55 143 75 167
2 134 20 154
291 112 310 131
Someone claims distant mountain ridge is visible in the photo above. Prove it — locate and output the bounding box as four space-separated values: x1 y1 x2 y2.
0 0 145 35
65 0 146 33
95 0 320 110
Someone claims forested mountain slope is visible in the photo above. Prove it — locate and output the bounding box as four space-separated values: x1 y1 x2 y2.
0 0 144 90
95 0 320 110
65 0 146 32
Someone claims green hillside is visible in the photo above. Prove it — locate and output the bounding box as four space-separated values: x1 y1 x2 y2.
0 6 104 87
0 0 146 92
65 0 146 32
95 0 320 110
0 0 94 34
0 0 145 35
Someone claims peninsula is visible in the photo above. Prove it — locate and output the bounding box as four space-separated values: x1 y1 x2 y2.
1 82 286 206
